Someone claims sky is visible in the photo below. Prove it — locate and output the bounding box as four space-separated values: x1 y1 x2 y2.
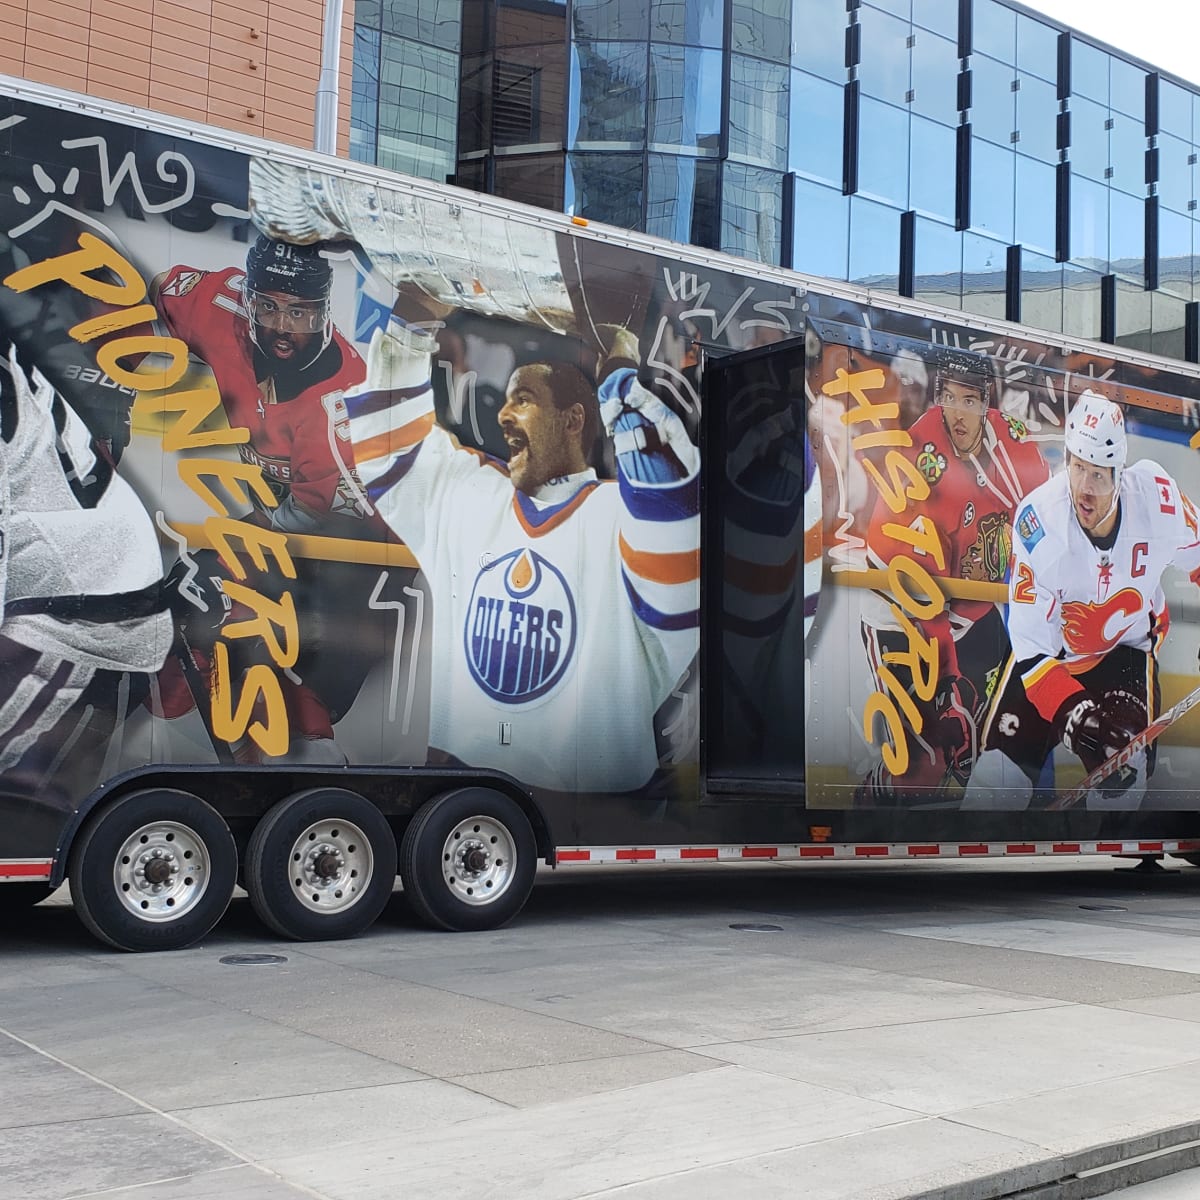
1029 0 1200 86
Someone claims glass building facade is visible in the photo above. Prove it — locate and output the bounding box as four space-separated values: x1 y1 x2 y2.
350 0 1200 364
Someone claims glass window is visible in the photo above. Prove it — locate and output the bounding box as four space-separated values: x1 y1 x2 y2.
1109 111 1145 196
356 0 382 27
856 5 911 107
491 44 569 149
1068 95 1108 183
566 152 643 227
1014 72 1057 163
858 97 910 206
728 55 789 169
910 30 959 125
791 0 847 83
1159 80 1192 137
1109 187 1145 281
350 26 380 164
912 0 957 37
864 0 910 18
1062 262 1103 339
647 154 719 247
909 115 956 221
973 0 1016 62
1151 289 1188 359
1071 40 1108 104
914 215 962 309
1158 205 1193 299
497 2 566 49
650 0 723 47
1021 250 1063 333
569 41 647 149
1015 154 1056 254
961 230 1007 319
1108 57 1145 120
721 163 785 264
791 177 850 279
1156 134 1193 215
789 70 844 186
731 0 790 63
457 54 490 155
383 0 461 51
572 0 647 41
1015 13 1058 82
969 137 1015 242
494 152 565 211
848 196 901 289
378 36 459 181
1069 172 1107 269
1114 276 1151 351
970 54 1016 148
649 45 723 155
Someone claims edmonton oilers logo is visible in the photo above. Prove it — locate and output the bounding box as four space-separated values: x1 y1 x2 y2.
464 548 576 703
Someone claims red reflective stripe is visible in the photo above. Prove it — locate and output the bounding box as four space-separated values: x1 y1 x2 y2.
800 846 835 857
1052 843 1081 853
855 846 889 857
556 850 591 863
1096 843 1124 853
680 847 719 859
958 844 989 856
0 862 52 879
1006 844 1037 854
1138 842 1165 852
741 846 778 859
907 845 940 856
616 849 657 861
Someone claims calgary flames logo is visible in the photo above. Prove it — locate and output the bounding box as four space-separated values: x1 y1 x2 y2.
1061 588 1144 655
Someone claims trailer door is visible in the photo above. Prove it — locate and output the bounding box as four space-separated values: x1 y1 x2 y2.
702 335 814 797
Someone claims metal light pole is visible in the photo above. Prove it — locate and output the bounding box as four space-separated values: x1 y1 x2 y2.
314 0 345 155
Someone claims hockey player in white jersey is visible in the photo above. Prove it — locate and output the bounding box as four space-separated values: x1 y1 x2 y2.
344 314 700 794
0 343 171 782
963 392 1200 810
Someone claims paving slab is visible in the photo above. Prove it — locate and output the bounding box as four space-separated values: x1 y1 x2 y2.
69 1165 322 1200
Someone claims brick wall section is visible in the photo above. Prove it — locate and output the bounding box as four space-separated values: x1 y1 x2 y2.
2 0 355 155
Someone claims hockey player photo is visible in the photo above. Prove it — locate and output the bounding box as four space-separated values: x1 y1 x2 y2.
963 392 1200 810
0 341 171 800
856 347 1051 805
344 308 700 795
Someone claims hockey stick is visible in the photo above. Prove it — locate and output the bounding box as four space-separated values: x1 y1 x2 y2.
1048 681 1200 811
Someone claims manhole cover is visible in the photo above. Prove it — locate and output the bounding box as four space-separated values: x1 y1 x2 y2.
729 923 783 933
1078 904 1127 912
219 953 289 965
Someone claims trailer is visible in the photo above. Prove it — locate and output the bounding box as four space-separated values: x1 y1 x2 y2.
3 77 1200 951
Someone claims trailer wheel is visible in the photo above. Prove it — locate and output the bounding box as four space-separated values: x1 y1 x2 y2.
244 789 397 941
400 787 536 932
68 789 237 952
0 882 55 912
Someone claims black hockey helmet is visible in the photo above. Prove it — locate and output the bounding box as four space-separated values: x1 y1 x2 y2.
932 345 994 408
244 235 333 368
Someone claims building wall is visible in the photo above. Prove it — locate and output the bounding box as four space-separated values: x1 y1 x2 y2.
0 0 356 153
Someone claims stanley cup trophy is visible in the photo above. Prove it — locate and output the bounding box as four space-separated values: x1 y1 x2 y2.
246 156 652 340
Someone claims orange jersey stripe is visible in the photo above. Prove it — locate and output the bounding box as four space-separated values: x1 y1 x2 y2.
804 518 822 565
354 412 435 465
620 534 700 586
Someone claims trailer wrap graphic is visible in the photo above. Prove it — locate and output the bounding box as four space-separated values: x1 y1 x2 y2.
2 95 1200 869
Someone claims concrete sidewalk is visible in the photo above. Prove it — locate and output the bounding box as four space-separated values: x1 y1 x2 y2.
2 856 1200 1200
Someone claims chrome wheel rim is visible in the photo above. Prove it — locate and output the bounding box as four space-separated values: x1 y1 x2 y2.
288 819 374 914
441 815 516 906
113 821 211 922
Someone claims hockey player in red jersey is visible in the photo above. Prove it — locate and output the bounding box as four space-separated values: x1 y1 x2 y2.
153 237 391 765
963 392 1200 810
857 347 1051 805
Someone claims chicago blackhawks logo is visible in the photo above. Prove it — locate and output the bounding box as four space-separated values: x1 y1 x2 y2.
1060 587 1144 655
1004 414 1029 441
916 442 947 484
465 548 576 704
960 512 1012 582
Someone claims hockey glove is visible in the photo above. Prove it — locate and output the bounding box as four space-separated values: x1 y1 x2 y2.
360 318 439 394
1057 691 1144 776
165 550 231 650
932 675 979 781
599 367 699 484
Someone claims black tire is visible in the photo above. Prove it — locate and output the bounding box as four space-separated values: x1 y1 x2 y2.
68 789 237 952
400 787 537 932
0 882 55 913
244 788 397 941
